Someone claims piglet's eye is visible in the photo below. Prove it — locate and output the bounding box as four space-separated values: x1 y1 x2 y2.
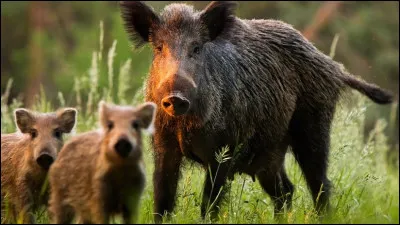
132 120 140 130
107 121 114 131
53 130 62 139
30 129 38 139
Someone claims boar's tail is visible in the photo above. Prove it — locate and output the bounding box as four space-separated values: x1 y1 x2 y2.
337 72 394 105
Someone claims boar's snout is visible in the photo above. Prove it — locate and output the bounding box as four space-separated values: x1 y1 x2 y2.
36 151 54 170
161 95 190 116
114 138 132 158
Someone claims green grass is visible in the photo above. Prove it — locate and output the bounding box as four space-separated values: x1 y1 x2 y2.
1 25 398 224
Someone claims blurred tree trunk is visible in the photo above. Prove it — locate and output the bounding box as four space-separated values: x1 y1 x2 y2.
302 1 342 42
25 1 47 107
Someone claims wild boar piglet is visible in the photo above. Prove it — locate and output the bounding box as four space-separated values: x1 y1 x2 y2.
1 107 77 223
48 101 157 224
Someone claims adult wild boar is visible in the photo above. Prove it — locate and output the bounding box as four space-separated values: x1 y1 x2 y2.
119 1 394 222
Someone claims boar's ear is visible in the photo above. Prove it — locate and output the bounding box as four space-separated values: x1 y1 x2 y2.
98 100 112 130
14 108 35 133
119 1 160 48
135 102 157 133
200 1 237 40
56 108 77 133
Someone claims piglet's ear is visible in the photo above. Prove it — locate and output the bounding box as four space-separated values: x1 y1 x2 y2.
99 100 112 130
14 108 35 133
200 1 237 41
135 102 157 134
119 1 160 48
56 108 77 133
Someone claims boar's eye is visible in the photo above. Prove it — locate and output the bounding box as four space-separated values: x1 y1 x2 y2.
30 129 38 139
53 129 62 139
107 121 114 131
131 120 140 130
193 46 201 54
155 44 163 53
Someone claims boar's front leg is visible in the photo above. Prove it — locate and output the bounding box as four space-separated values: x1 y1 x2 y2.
1 191 17 223
122 186 144 224
201 161 229 222
153 133 183 224
13 175 37 224
15 187 34 224
90 181 110 224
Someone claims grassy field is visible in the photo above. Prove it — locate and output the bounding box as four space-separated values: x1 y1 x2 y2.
1 28 399 224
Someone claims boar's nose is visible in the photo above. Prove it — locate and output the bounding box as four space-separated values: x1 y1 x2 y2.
36 152 54 170
114 138 132 158
161 95 190 116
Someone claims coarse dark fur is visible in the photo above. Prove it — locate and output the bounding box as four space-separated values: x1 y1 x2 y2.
1 108 77 224
120 1 395 223
48 101 156 224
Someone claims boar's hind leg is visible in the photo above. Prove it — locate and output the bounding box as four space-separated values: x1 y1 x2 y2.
200 162 229 221
289 106 334 215
153 135 183 224
257 166 294 218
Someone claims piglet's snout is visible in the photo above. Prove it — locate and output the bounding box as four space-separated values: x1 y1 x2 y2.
114 138 133 158
36 150 54 170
